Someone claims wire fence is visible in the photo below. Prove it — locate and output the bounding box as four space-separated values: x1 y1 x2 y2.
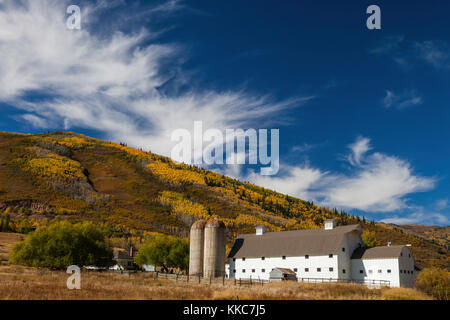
120 271 390 288
297 277 390 287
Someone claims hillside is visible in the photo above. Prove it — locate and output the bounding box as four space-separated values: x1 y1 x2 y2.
0 131 448 269
383 224 449 249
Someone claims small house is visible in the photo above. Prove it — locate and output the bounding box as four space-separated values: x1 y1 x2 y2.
110 246 137 271
269 268 297 282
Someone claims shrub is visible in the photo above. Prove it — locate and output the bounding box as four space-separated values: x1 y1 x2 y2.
9 221 114 269
415 267 449 300
135 235 189 272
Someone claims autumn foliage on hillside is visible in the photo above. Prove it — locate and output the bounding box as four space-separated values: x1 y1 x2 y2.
0 131 448 269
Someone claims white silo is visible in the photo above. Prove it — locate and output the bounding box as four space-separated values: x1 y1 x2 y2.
203 218 226 279
189 220 205 276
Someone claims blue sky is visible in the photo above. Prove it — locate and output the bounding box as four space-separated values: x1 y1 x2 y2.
0 0 449 225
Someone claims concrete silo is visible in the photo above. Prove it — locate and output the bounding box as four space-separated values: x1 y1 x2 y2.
189 220 205 276
203 218 226 279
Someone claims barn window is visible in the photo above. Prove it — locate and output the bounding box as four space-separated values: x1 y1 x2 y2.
329 254 333 258
342 269 346 274
305 255 309 259
409 254 411 258
401 253 403 256
317 268 321 272
400 270 403 274
282 256 286 260
262 269 265 273
387 269 391 273
252 269 255 273
359 270 363 274
305 268 309 272
342 248 345 252
242 269 246 273
233 258 236 262
233 269 236 273
242 257 246 261
329 267 333 272
261 257 265 260
294 268 298 272
378 270 382 273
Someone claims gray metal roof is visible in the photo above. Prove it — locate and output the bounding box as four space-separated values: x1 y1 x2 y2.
228 224 362 259
271 268 297 275
351 245 407 260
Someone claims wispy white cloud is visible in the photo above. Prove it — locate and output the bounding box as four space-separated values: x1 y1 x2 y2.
383 90 423 109
381 211 448 226
0 0 307 158
372 36 450 70
414 40 450 69
347 136 371 166
322 150 434 212
434 199 448 211
245 136 436 214
248 164 325 202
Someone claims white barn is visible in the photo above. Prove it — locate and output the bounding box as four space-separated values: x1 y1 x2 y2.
226 219 416 288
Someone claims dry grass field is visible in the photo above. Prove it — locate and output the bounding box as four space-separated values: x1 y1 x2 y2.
0 265 432 300
0 233 25 265
0 232 433 300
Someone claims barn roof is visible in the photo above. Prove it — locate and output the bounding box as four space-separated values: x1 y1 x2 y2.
272 268 297 275
351 245 407 260
228 224 362 259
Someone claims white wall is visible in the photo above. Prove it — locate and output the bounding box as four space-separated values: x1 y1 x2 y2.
351 247 416 288
338 232 364 279
351 258 400 287
229 254 340 281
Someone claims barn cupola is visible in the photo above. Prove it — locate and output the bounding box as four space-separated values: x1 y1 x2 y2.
256 225 267 235
324 219 337 230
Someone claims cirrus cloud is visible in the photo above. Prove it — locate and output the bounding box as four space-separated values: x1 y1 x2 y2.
246 136 436 213
0 0 308 158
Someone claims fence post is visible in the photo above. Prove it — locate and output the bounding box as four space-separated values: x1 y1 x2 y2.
209 275 212 285
223 275 225 286
198 275 201 284
176 274 178 282
239 278 241 287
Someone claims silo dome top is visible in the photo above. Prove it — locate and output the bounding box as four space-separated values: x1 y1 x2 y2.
205 218 225 228
191 220 206 229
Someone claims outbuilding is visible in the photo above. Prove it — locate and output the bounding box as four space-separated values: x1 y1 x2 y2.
269 268 297 282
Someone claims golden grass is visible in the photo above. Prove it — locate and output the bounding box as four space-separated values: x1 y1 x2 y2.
0 265 433 300
0 232 435 300
0 233 25 264
381 287 433 300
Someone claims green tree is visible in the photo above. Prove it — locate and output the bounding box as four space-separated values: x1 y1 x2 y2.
135 235 189 272
361 230 380 248
0 213 11 232
9 221 114 269
168 237 189 271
